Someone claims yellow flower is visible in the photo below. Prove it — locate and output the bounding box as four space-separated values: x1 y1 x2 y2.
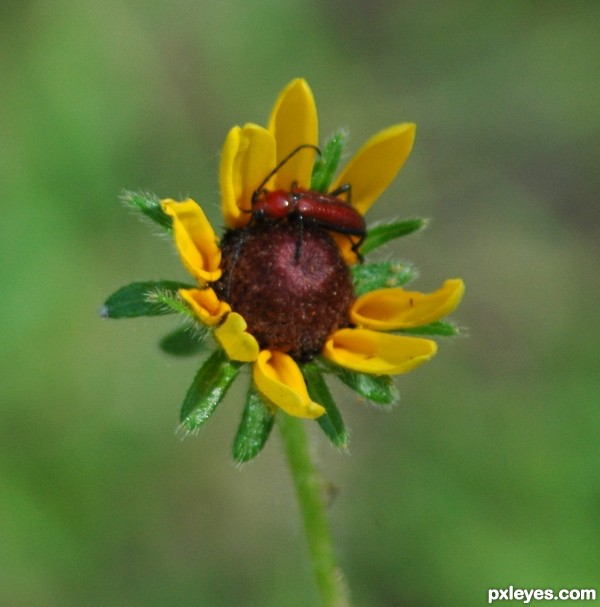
161 79 464 420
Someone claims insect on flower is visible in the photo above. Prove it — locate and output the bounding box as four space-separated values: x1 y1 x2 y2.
250 144 367 261
103 78 465 461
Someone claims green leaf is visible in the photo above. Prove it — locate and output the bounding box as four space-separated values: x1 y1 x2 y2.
361 218 427 255
399 320 461 337
310 130 347 193
351 261 416 296
159 325 209 356
319 358 399 406
232 388 275 463
179 349 242 433
121 190 172 231
100 280 194 318
302 361 348 449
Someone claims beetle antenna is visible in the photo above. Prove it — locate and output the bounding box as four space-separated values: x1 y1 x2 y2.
252 144 321 202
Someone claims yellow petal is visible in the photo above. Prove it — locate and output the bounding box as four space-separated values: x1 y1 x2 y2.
214 312 260 362
220 124 276 228
323 328 437 375
253 350 325 419
161 199 221 283
179 288 230 326
351 279 465 330
330 123 416 216
330 233 362 265
268 78 318 190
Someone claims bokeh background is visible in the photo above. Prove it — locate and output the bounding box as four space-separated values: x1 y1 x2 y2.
2 2 599 605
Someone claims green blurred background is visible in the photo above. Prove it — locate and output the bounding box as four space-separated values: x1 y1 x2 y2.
2 2 599 605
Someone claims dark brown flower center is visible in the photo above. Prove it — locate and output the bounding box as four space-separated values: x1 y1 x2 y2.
213 222 355 362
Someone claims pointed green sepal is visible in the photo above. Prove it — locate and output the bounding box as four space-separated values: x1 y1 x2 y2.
159 325 209 356
232 388 275 463
360 218 427 256
318 358 400 406
100 280 194 318
399 320 461 337
351 261 416 297
302 361 348 449
121 190 172 231
149 288 198 317
179 349 242 434
310 130 348 193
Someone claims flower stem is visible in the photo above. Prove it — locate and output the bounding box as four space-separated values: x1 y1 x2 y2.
278 413 351 607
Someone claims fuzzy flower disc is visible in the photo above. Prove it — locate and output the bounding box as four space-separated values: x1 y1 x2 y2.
213 222 354 362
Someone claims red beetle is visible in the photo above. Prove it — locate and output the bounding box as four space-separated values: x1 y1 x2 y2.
250 145 366 260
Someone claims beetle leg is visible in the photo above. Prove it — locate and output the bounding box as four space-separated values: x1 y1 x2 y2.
329 183 352 203
294 216 304 264
349 233 364 263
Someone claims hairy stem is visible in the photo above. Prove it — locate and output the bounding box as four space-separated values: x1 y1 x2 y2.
278 414 351 607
